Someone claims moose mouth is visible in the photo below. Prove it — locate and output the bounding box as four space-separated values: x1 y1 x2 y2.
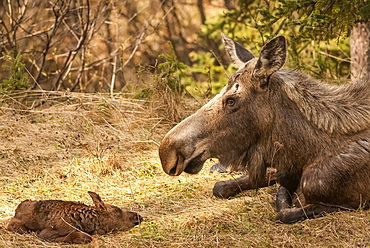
168 152 206 176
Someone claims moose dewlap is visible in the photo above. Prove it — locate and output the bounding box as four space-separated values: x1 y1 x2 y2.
7 191 142 244
159 34 370 223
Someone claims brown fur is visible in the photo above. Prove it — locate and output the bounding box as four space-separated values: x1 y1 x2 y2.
7 191 142 243
213 168 277 199
159 34 370 223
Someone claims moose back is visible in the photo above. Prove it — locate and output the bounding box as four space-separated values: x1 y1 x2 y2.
159 34 370 223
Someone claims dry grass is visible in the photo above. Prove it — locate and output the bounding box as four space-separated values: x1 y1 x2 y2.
0 91 369 248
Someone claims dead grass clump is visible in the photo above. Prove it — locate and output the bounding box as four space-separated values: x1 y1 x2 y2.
150 77 184 123
148 75 206 124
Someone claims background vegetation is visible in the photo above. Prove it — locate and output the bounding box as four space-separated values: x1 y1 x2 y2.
1 0 370 247
2 0 367 97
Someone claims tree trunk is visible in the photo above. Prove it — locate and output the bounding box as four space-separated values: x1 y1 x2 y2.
197 0 206 25
224 0 236 10
350 21 370 80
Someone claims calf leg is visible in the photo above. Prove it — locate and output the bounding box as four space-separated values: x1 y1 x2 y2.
213 167 277 198
54 231 92 244
38 228 92 244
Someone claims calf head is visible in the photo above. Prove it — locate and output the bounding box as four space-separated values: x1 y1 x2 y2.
88 191 142 233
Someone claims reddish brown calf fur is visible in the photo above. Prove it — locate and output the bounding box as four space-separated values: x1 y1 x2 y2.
7 191 142 244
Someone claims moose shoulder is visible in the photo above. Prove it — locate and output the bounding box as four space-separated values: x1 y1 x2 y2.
159 34 370 223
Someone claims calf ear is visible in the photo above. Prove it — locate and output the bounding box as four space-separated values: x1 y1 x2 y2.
222 33 254 69
88 191 107 213
254 36 286 78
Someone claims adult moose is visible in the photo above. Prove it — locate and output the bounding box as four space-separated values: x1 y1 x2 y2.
159 34 370 223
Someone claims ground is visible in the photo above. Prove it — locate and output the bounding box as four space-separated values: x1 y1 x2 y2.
0 91 369 247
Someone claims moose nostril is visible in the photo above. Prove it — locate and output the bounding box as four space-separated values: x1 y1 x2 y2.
169 166 177 176
168 154 182 176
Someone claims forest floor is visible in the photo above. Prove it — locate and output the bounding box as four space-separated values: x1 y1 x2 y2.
0 91 369 248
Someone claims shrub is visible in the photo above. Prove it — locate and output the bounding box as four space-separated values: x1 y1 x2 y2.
1 52 29 94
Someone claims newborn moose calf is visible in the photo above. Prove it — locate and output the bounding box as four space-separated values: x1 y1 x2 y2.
7 191 142 244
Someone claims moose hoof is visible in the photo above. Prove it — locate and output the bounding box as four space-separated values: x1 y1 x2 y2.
212 178 247 199
212 175 252 199
209 163 228 173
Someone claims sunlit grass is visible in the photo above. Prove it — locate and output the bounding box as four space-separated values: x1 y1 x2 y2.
0 93 369 247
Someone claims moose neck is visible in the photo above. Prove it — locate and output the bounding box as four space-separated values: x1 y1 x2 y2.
266 70 370 173
279 70 370 134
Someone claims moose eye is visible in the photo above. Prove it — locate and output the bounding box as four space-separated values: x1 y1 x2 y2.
223 96 240 113
226 98 236 106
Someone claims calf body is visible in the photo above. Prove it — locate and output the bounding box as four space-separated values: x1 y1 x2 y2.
7 191 142 243
159 34 370 223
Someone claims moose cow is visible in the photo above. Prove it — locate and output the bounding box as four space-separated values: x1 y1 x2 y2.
7 191 142 243
159 34 370 223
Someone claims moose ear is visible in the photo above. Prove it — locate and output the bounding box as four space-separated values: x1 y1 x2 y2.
222 33 254 69
254 36 286 78
88 191 107 212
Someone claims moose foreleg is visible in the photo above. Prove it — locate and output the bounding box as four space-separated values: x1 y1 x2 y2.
275 186 292 212
213 167 277 198
275 185 341 223
212 175 250 198
276 203 341 224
